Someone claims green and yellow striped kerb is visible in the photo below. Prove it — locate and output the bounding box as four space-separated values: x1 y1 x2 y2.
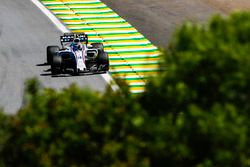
41 0 160 93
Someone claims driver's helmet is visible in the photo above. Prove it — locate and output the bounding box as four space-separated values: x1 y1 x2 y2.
72 38 82 51
73 38 80 46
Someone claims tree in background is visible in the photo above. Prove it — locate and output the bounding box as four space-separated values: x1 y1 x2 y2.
0 79 150 167
140 12 250 166
0 12 250 167
142 12 250 115
0 110 11 167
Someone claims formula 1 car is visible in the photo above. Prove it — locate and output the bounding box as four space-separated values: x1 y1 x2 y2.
47 33 109 75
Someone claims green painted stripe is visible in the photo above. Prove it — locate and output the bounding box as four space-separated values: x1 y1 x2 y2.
64 22 127 25
116 77 151 81
104 45 156 49
44 2 105 6
110 69 160 74
55 13 118 17
109 54 160 58
110 60 159 64
68 25 133 29
68 26 134 29
103 38 148 41
129 85 145 88
105 43 152 47
55 10 117 16
112 57 159 61
61 18 125 22
120 78 146 81
62 2 101 4
110 62 158 67
93 36 145 40
48 6 109 10
109 57 157 61
106 49 158 54
73 31 139 35
57 16 120 19
52 10 113 14
85 22 129 25
42 0 100 1
110 69 159 74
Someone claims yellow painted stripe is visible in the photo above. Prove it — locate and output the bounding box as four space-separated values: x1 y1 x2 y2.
65 4 107 8
43 0 100 3
72 29 138 35
56 13 118 18
62 0 101 3
130 87 145 93
67 23 132 28
63 18 125 24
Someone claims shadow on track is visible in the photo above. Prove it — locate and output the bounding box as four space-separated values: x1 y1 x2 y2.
36 63 49 66
39 65 106 78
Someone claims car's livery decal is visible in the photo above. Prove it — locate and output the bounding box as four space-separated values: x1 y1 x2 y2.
41 0 160 93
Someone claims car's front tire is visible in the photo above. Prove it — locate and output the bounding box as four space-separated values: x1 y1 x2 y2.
51 54 62 75
73 66 79 76
98 51 109 71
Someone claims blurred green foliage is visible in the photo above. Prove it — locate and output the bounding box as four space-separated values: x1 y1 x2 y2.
1 12 250 167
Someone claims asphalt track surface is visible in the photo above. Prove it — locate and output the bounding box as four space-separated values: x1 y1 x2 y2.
101 0 230 47
101 0 250 47
0 0 107 114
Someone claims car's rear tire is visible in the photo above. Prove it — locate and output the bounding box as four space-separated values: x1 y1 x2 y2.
98 51 109 71
73 66 79 76
51 54 62 75
47 46 60 64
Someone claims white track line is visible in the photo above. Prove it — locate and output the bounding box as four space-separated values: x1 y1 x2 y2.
31 0 119 91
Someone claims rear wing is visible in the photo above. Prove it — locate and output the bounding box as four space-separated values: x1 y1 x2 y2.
60 33 88 45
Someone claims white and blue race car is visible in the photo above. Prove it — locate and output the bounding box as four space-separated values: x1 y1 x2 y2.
47 33 109 75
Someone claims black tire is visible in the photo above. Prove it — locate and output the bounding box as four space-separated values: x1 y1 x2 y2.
51 54 62 75
47 46 60 64
98 51 109 71
73 66 79 76
92 43 104 52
